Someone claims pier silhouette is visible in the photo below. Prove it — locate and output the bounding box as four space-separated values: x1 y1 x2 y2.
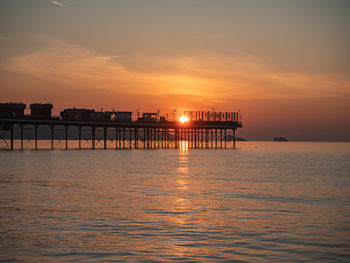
0 103 242 150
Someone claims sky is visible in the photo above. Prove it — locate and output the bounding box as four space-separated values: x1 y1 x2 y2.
0 0 349 141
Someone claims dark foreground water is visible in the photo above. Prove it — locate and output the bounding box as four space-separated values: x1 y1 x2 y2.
0 142 349 262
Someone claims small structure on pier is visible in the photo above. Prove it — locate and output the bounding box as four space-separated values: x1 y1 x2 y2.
138 113 157 123
61 108 93 121
114 111 133 122
30 103 53 119
0 102 26 118
92 111 112 122
60 108 112 122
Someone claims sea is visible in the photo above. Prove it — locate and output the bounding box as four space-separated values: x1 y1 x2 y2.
0 141 349 262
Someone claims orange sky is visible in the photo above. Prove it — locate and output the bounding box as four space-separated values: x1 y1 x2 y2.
0 1 349 140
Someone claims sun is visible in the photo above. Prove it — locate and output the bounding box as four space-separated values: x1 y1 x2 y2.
179 116 189 124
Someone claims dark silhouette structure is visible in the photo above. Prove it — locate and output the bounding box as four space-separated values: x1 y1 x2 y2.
30 103 53 119
60 108 112 122
114 111 132 122
0 102 242 150
0 102 26 118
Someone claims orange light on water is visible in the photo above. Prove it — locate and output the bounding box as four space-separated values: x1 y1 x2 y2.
179 116 189 124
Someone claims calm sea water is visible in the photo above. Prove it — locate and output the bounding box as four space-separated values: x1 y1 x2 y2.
0 142 349 262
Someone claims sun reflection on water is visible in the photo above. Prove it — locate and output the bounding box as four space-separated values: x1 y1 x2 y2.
179 140 189 153
178 140 189 175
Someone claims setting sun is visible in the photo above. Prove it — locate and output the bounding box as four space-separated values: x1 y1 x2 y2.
179 116 189 124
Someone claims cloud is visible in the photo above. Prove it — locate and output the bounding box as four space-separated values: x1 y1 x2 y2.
50 1 64 7
2 40 349 108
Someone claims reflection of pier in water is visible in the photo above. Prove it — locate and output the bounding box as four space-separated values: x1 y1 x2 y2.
0 112 242 150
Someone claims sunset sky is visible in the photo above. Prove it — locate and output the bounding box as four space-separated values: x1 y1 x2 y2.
1 0 349 140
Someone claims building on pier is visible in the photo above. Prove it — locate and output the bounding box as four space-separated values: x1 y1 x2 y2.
138 113 157 123
92 111 112 122
60 108 112 121
61 108 93 121
114 111 132 122
30 103 53 119
0 102 26 118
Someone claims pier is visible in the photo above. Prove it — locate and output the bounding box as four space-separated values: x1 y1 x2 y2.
0 106 242 150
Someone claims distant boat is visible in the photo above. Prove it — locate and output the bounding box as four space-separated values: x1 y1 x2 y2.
274 137 288 141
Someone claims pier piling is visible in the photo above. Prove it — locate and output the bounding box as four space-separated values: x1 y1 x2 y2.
10 124 13 151
20 124 23 151
35 125 38 150
65 125 68 150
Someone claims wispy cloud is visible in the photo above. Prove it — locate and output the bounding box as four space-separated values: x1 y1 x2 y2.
2 40 349 105
50 1 64 7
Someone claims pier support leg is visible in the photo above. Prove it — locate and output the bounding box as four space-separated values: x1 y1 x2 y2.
123 128 125 149
35 125 38 151
233 129 236 149
206 129 209 148
78 126 81 150
220 129 222 148
143 128 146 149
150 128 153 149
20 124 23 151
193 130 195 149
92 127 95 150
192 130 197 149
162 129 164 148
65 125 68 150
166 129 169 149
151 129 153 149
50 125 54 150
150 129 153 149
163 129 166 148
154 129 156 149
147 129 150 149
194 130 197 149
201 129 204 149
157 129 160 149
134 128 138 149
119 128 121 149
104 127 107 149
47 125 52 150
115 128 118 150
10 124 14 151
224 129 227 149
175 129 178 149
166 129 168 149
154 129 157 149
129 128 132 149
